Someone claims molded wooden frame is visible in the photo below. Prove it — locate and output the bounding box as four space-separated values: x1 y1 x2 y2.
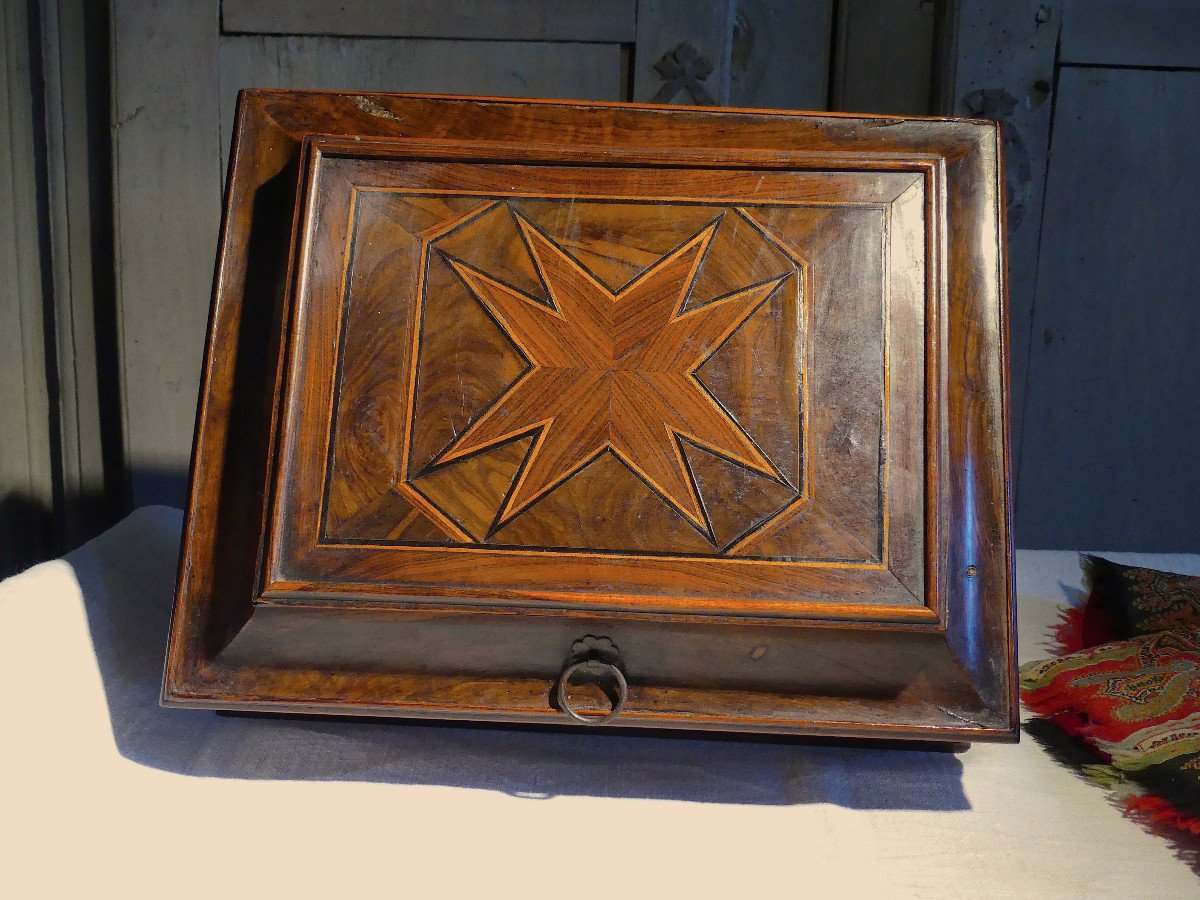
163 91 1015 742
271 143 926 616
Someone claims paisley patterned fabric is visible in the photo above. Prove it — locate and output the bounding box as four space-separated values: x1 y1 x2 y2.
1080 555 1200 644
1021 630 1200 750
1023 558 1200 837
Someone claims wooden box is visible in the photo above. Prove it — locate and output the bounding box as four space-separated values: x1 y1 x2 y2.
163 90 1016 741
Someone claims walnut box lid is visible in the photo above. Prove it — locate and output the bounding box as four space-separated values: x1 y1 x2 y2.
163 91 1015 741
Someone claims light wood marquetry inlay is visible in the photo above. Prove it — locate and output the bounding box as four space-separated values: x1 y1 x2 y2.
314 171 904 567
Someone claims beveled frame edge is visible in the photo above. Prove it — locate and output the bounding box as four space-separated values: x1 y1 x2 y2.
160 693 1017 744
162 90 1015 741
931 120 1016 734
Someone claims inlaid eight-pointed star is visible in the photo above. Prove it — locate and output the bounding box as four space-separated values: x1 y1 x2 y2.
434 211 791 539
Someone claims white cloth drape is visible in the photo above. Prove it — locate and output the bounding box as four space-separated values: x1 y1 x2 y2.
2 506 1197 897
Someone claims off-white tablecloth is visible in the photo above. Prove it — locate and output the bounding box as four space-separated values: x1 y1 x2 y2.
2 506 1197 897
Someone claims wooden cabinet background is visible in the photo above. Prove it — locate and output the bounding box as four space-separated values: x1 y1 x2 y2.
3 0 1197 575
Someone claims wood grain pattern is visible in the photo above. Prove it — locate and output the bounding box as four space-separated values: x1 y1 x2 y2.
281 154 914 612
327 195 808 554
163 91 1014 742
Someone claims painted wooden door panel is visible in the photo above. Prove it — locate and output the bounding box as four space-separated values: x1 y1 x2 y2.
1018 67 1200 549
220 0 638 43
952 0 1200 549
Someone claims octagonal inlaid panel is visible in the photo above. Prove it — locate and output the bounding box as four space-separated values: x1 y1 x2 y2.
319 180 890 563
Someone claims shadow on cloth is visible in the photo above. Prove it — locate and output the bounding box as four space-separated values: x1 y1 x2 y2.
68 506 969 809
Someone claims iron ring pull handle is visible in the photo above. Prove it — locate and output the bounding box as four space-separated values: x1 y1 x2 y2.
556 637 628 725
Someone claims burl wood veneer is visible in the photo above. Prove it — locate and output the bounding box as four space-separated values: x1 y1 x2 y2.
163 90 1016 741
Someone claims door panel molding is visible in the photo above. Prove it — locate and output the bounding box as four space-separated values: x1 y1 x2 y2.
0 0 57 574
221 0 638 44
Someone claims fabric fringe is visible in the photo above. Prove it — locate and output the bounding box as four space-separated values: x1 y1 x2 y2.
1126 794 1200 837
1124 794 1200 876
1026 719 1200 875
1052 604 1088 657
1023 717 1112 773
1025 554 1200 875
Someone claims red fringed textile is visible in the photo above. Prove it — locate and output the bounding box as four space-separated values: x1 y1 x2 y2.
1052 604 1088 656
1126 793 1200 838
1021 630 1200 751
1024 555 1200 846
